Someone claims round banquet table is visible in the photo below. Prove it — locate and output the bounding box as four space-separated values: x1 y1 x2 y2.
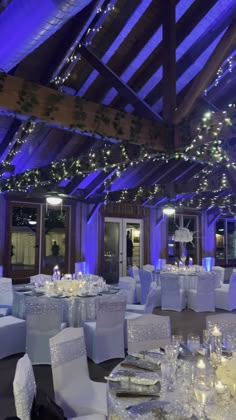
107 360 236 420
12 290 102 327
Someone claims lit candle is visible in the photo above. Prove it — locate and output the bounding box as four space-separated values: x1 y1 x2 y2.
197 359 206 370
215 380 226 394
212 326 221 337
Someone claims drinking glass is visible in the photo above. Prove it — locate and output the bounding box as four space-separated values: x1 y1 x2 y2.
187 334 200 356
165 344 179 361
172 334 183 348
194 376 212 419
161 357 176 392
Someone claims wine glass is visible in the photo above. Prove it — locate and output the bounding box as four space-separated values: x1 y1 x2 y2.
161 357 176 392
194 376 212 419
187 334 200 356
165 344 179 361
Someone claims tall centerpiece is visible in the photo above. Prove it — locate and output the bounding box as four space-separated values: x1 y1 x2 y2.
172 227 194 264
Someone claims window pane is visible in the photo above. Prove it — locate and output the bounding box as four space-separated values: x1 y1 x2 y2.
216 219 225 260
183 216 198 263
104 222 120 283
11 207 37 270
167 215 180 261
126 223 141 269
227 221 236 261
43 209 66 271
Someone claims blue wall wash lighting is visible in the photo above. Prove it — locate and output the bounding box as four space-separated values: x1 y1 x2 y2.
202 257 215 272
156 259 166 270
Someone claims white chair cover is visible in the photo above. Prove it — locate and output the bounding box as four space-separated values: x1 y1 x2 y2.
212 266 225 286
128 266 141 303
139 270 153 304
128 265 140 282
127 314 171 353
160 274 186 311
84 295 126 363
13 354 36 420
142 264 154 272
0 277 13 315
188 273 215 312
25 297 62 364
118 276 136 303
0 315 26 359
126 284 161 314
50 327 107 418
215 273 236 311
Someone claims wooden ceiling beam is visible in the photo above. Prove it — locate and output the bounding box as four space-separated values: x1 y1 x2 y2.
114 0 217 111
79 45 163 122
162 0 176 124
65 175 85 195
0 73 168 150
147 4 236 107
173 19 236 124
0 118 21 160
49 0 112 82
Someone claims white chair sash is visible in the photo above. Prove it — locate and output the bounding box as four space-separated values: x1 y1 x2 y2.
25 297 62 364
51 336 86 368
128 314 171 353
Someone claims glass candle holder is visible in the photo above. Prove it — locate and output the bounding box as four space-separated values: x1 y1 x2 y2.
210 325 222 365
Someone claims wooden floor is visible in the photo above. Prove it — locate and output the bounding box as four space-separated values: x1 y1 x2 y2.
0 308 231 419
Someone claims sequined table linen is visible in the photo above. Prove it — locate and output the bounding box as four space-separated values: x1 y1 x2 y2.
12 291 96 327
107 361 236 419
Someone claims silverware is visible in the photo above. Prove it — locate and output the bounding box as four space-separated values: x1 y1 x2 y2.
116 392 160 398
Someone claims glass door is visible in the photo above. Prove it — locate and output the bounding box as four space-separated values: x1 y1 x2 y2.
104 218 122 284
104 217 143 283
6 202 71 279
8 203 40 279
42 206 69 274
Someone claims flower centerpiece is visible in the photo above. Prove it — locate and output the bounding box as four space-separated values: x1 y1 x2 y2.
172 227 193 243
216 358 236 393
172 227 194 264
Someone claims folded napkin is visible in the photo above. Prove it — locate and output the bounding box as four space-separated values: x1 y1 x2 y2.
107 370 159 386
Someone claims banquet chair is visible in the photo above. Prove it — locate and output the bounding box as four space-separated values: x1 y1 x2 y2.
84 295 126 363
160 273 186 311
187 273 215 312
14 353 105 420
128 265 140 281
25 297 64 365
124 285 161 349
0 315 26 359
0 277 13 316
125 284 161 314
212 266 225 288
143 264 155 272
127 314 171 353
50 327 107 418
140 269 153 304
128 265 141 302
118 276 136 303
214 273 236 311
13 354 36 420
